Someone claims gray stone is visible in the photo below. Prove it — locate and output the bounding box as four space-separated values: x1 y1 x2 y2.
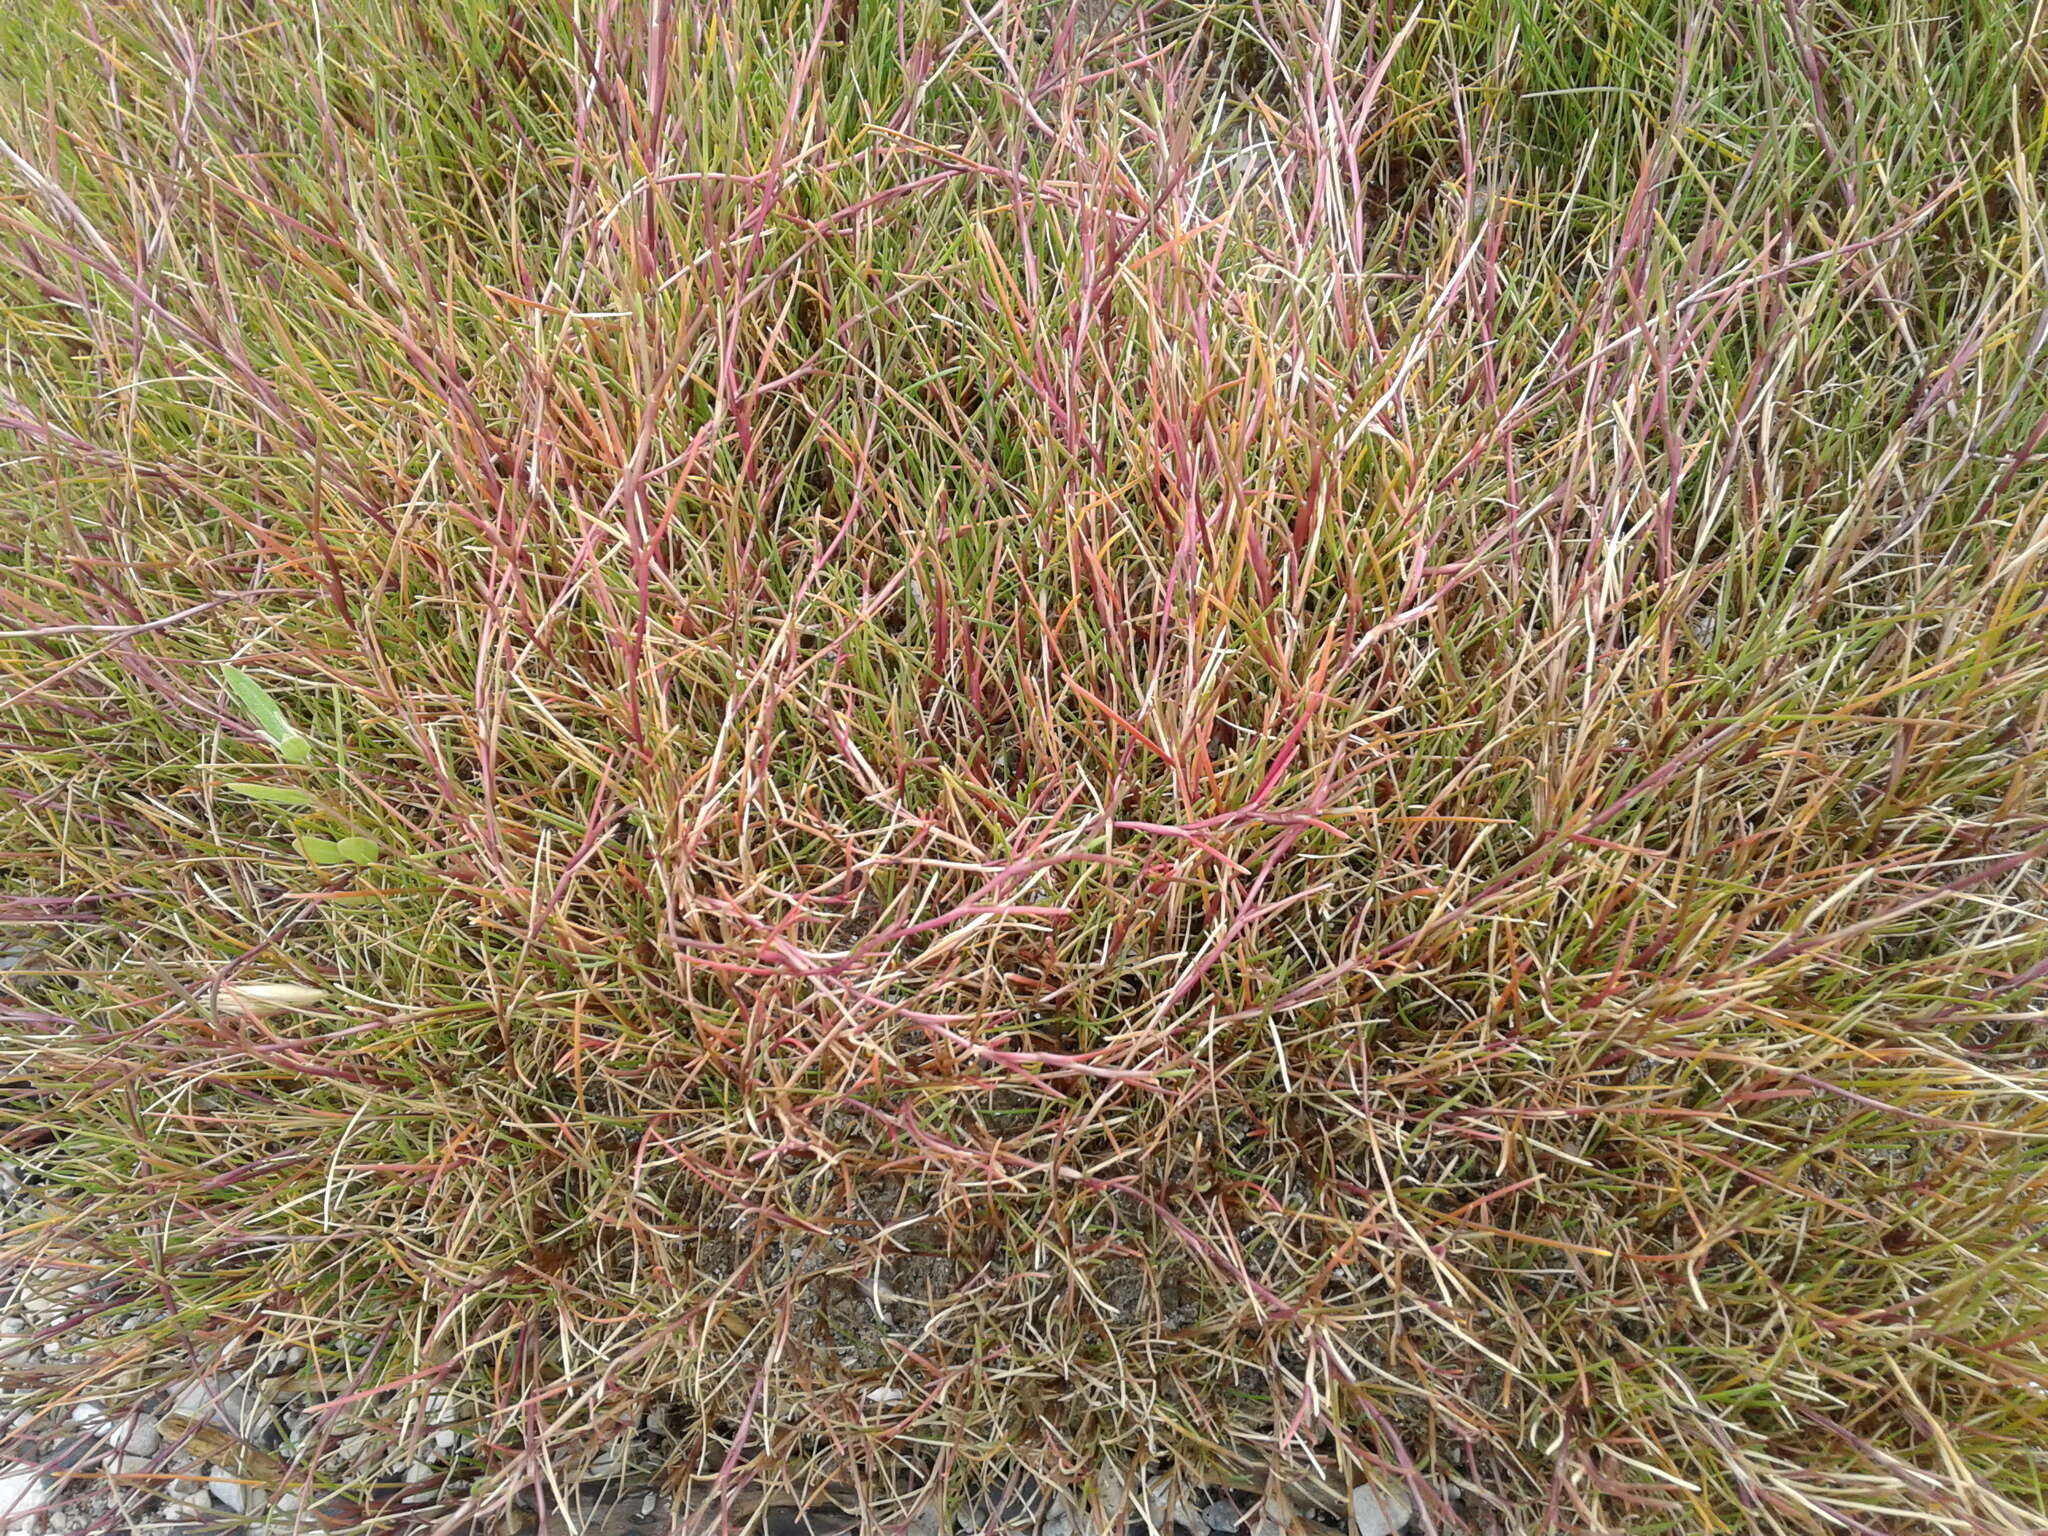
1249 1491 1293 1536
209 1466 255 1514
166 1376 272 1441
1348 1485 1411 1536
94 1410 160 1461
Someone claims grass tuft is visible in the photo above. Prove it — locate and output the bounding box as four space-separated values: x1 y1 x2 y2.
4 2 2047 1532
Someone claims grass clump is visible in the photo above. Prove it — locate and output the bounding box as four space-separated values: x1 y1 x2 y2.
3 1 2047 1531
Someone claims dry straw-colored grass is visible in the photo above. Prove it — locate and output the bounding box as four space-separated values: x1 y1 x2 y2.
3 2 2047 1532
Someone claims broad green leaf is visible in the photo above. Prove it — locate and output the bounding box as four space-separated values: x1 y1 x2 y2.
223 666 312 761
298 835 377 866
224 782 319 808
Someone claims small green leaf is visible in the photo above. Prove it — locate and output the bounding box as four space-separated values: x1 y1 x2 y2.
298 834 378 866
223 666 312 760
225 782 319 808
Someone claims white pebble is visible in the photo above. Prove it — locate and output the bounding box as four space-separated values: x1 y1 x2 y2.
0 1472 50 1533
